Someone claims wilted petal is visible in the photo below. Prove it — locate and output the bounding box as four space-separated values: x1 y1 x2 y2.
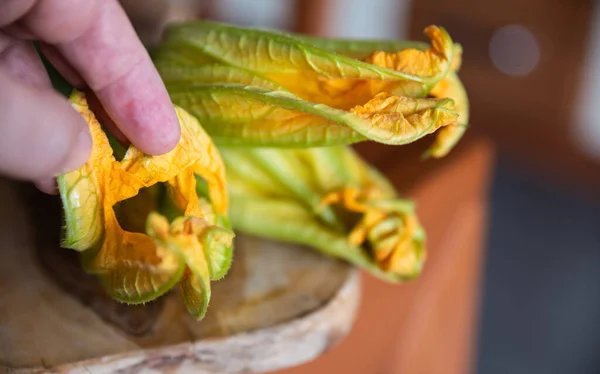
363 26 453 80
58 92 137 251
165 216 233 319
349 93 458 143
157 64 284 91
155 21 454 108
222 146 426 282
169 85 458 147
58 91 233 318
424 71 469 158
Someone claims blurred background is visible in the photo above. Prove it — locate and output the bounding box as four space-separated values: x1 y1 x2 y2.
121 1 600 373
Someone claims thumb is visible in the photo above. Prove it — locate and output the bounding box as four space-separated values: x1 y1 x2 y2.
0 72 92 181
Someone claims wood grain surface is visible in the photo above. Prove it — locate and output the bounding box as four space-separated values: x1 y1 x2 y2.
0 180 360 374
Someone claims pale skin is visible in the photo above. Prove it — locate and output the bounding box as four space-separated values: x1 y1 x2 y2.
0 0 181 194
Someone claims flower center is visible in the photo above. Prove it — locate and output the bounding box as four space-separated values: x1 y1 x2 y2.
114 185 162 234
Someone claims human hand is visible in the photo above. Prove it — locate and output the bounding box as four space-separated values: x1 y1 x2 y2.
0 0 180 194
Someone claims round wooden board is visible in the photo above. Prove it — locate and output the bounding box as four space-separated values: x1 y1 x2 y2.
0 180 361 374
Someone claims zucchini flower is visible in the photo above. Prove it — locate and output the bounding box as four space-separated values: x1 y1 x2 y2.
151 21 467 156
220 145 425 282
290 32 469 158
58 91 234 319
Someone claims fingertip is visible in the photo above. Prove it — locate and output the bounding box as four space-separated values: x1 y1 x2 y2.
141 107 181 155
35 178 58 195
56 127 93 175
48 0 182 157
134 124 181 156
0 72 91 182
101 75 181 155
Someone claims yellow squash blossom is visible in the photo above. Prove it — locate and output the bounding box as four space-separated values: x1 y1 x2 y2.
58 90 234 319
295 30 469 158
364 43 469 158
423 45 469 157
151 21 466 154
220 145 425 282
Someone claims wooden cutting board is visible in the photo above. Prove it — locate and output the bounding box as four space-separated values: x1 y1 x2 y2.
0 180 360 374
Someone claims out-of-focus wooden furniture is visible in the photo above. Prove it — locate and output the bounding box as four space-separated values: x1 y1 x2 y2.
273 132 494 374
409 0 600 193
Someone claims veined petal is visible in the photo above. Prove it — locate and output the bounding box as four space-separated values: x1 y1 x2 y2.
169 85 363 146
156 63 284 91
161 20 438 83
168 85 458 147
156 21 454 107
423 71 469 158
118 105 229 216
228 194 398 281
223 146 426 281
287 35 430 60
83 212 186 303
363 26 453 79
349 93 458 144
220 147 343 231
319 187 425 279
167 216 233 319
294 146 397 198
58 92 138 251
304 35 467 158
266 25 454 108
58 90 234 318
294 146 364 191
150 39 222 66
267 26 454 109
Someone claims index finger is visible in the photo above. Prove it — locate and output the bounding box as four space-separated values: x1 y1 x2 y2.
22 0 181 155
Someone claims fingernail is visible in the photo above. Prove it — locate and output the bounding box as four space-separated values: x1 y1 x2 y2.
57 128 93 175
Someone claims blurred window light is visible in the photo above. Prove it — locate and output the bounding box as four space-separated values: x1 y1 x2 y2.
321 0 411 39
212 0 294 30
573 2 600 160
489 24 540 77
211 0 409 39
